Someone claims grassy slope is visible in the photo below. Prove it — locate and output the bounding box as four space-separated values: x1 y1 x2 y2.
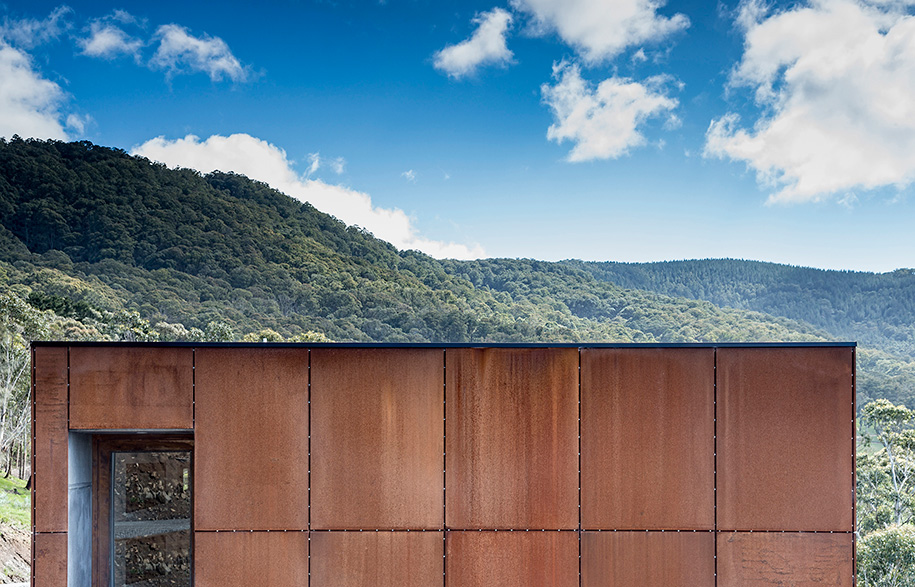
0 477 28 528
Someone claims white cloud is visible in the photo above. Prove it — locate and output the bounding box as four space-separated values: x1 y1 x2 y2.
0 41 69 140
306 152 321 177
434 8 513 78
150 24 249 82
510 0 688 62
78 21 143 59
541 61 678 161
132 134 485 259
0 6 72 49
706 0 915 203
305 152 346 177
110 10 141 26
401 169 417 182
65 113 92 134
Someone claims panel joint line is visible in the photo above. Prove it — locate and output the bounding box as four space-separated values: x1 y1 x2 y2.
578 347 582 587
307 348 312 587
442 348 447 586
714 347 718 587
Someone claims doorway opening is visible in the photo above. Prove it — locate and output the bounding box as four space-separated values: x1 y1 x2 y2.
93 435 194 587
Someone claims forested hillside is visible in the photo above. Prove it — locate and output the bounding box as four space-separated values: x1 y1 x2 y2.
0 137 826 344
1 137 914 408
568 259 915 360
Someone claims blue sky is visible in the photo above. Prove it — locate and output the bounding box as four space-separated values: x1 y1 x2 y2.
1 0 914 272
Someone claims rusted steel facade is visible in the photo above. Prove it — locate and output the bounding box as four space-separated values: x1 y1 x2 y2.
31 342 856 586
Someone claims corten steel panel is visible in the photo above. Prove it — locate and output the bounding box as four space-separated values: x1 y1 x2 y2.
581 531 715 587
195 348 308 530
33 346 68 533
33 532 67 587
718 347 855 531
194 531 308 586
581 348 714 530
718 532 854 586
445 348 579 529
446 531 578 587
69 346 193 429
311 348 443 529
310 531 443 586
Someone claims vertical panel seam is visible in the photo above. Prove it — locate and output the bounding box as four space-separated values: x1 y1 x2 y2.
578 347 582 587
30 347 35 587
852 346 857 585
192 347 196 585
192 348 196 429
31 347 36 529
442 348 447 586
714 347 718 587
66 346 70 429
308 348 312 587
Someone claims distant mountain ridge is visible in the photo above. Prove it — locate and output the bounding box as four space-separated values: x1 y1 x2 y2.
1 137 914 408
564 259 915 360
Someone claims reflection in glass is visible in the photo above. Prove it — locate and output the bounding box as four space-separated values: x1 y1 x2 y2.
112 451 191 586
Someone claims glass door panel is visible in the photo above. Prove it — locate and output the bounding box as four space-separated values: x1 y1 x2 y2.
111 451 192 587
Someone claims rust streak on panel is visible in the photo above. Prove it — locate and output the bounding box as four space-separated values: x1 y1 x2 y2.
718 347 855 531
445 531 578 587
311 348 443 529
194 348 308 530
33 533 67 587
581 531 715 587
33 347 68 533
194 531 308 586
581 348 715 530
717 532 854 586
445 348 579 529
69 347 193 430
310 531 443 586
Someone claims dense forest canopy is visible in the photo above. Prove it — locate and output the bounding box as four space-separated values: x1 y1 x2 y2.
567 259 915 359
1 137 915 409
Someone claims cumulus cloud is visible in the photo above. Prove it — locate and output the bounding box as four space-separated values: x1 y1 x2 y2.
510 0 688 62
78 20 143 59
706 0 915 203
73 14 253 81
132 134 485 259
401 169 417 182
0 41 70 140
433 8 514 78
541 61 678 161
0 6 72 49
150 24 249 82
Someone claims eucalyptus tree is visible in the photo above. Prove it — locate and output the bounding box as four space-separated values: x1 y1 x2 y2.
0 290 48 478
858 399 915 586
859 399 915 532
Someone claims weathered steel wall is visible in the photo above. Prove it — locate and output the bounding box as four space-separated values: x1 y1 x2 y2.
445 348 579 530
194 347 309 531
69 346 193 430
311 348 443 530
32 343 856 587
580 347 715 531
